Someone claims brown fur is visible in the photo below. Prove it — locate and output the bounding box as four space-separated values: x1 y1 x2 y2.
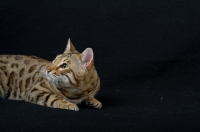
0 39 102 111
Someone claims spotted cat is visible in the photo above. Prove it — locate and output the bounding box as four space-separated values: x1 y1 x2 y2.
0 39 102 111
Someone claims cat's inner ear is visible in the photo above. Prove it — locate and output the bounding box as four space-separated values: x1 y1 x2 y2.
81 48 94 69
64 38 77 53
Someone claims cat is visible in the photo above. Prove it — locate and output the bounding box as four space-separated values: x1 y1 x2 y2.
0 39 102 111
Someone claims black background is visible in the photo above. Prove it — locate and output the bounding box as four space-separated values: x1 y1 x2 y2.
1 0 200 131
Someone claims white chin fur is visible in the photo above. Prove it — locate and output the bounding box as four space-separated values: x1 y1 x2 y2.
46 72 71 88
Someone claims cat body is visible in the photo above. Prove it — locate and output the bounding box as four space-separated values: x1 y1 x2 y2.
0 39 102 111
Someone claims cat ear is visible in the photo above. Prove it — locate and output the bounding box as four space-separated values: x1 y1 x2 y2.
64 38 77 53
81 48 94 70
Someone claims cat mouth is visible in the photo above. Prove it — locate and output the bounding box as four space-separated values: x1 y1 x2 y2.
45 71 71 88
45 71 54 81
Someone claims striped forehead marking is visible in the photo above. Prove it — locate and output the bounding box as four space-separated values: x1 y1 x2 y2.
57 57 68 66
55 52 80 66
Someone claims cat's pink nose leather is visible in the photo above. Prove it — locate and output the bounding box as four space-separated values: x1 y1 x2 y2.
47 68 51 73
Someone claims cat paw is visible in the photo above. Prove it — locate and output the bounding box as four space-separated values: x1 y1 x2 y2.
66 103 79 111
85 97 102 109
60 102 79 111
92 101 102 109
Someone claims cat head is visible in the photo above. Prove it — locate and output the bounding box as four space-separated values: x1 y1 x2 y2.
46 38 95 88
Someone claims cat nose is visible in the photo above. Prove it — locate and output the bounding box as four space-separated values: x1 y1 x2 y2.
47 68 51 73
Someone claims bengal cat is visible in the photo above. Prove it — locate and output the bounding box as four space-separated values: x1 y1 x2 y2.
0 39 102 111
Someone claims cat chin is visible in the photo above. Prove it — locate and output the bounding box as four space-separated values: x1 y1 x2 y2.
45 72 72 88
46 75 52 83
45 72 53 82
58 76 72 88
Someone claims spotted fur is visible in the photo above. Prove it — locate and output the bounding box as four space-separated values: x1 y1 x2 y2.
0 39 102 111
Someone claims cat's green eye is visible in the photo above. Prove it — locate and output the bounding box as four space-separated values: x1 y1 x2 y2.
61 63 67 68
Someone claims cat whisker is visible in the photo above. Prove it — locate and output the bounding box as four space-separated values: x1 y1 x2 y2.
50 49 60 55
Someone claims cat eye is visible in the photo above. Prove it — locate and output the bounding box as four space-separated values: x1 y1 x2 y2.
61 63 68 68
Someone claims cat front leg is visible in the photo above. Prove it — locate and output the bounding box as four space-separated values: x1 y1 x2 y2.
25 87 79 111
84 97 102 109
